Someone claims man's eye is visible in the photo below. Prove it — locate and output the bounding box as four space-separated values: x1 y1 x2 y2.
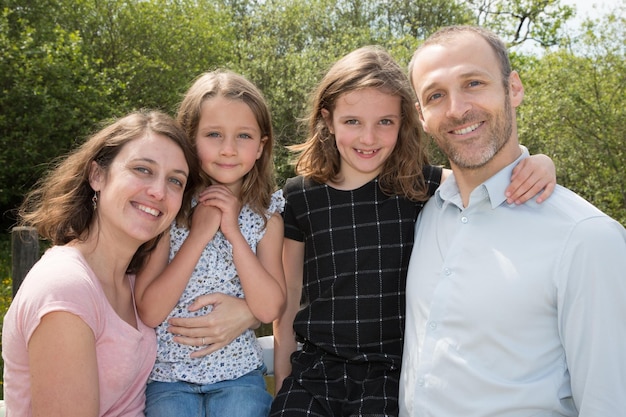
427 92 443 102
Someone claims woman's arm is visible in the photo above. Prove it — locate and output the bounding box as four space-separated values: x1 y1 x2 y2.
273 238 304 393
134 203 221 327
29 312 99 417
167 292 260 358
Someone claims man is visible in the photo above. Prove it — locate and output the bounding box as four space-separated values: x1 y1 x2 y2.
399 25 626 416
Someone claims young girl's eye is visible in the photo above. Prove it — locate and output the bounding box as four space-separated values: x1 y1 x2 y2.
345 119 359 125
207 132 220 138
238 133 253 140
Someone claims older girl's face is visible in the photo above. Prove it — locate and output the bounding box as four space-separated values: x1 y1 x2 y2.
322 87 401 189
90 133 189 246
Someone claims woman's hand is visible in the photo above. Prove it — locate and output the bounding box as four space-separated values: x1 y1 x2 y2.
166 292 260 358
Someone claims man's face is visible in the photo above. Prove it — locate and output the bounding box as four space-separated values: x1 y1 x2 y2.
411 33 523 171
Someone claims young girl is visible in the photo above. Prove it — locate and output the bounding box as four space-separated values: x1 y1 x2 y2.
270 46 556 416
134 70 286 417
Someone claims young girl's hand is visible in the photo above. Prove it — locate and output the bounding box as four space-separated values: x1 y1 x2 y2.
188 199 221 244
197 185 242 239
506 154 556 204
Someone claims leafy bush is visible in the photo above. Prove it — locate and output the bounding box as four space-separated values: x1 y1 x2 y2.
0 234 13 400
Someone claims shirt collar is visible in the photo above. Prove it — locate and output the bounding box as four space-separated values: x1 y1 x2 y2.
434 148 530 210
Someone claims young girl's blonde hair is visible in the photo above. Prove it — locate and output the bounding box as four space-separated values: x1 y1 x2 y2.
292 45 431 202
177 70 276 219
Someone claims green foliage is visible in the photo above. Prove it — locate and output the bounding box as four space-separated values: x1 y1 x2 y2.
0 8 112 219
518 8 626 225
0 0 623 229
0 234 12 399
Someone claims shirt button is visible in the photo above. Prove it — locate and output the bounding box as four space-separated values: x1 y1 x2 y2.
418 378 425 387
443 268 451 276
461 216 469 223
429 321 437 330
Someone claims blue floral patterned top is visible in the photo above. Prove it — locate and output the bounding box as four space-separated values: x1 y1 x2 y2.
149 190 285 384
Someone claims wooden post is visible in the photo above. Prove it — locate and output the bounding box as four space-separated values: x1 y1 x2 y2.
11 226 39 297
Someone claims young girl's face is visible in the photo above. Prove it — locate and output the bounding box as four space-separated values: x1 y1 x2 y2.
322 87 401 188
195 95 266 194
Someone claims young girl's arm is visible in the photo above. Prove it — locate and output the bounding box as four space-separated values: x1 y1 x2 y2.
204 185 286 324
273 237 304 393
134 202 221 327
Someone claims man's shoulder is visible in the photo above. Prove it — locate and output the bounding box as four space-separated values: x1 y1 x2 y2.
546 185 610 223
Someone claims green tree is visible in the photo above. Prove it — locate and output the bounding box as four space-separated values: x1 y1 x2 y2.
518 9 626 224
0 9 111 224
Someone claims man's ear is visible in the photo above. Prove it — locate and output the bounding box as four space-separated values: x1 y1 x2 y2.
415 101 429 133
321 108 334 134
509 71 524 109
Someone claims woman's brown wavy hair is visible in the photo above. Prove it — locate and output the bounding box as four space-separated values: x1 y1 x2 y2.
17 110 200 273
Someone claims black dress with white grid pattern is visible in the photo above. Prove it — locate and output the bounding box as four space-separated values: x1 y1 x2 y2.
270 165 441 416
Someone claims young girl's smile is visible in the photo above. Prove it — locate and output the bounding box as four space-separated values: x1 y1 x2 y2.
195 96 266 193
322 87 401 189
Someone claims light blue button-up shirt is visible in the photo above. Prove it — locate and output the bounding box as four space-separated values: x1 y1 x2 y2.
400 153 626 417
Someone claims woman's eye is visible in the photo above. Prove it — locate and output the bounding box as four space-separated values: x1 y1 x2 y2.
135 166 150 175
169 177 184 188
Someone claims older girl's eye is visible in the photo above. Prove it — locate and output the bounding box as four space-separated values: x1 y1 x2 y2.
345 119 359 125
380 119 393 126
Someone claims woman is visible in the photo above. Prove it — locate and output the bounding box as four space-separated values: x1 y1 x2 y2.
2 110 199 417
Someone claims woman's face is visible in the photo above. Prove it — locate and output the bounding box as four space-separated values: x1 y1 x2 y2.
90 132 189 246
